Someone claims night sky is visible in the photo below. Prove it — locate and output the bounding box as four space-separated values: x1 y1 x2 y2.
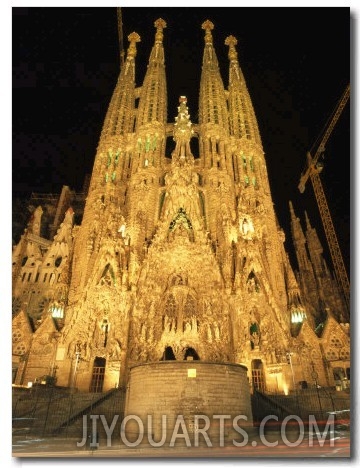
12 6 350 274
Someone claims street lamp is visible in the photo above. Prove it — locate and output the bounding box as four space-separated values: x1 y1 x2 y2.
286 351 301 417
286 351 296 390
71 347 81 391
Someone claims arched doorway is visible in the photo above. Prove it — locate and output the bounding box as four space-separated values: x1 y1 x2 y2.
251 359 265 392
184 347 200 360
89 357 106 393
161 346 176 360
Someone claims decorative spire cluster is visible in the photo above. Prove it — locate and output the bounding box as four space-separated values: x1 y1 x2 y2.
174 96 193 142
201 20 214 45
154 18 167 43
126 32 141 59
225 35 238 62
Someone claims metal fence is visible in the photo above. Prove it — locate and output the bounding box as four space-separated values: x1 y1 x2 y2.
13 386 126 438
251 386 350 429
13 385 350 440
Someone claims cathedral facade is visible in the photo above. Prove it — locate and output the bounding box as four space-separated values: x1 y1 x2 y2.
12 18 350 396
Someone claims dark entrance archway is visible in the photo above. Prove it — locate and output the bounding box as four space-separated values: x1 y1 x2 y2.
184 347 200 360
251 359 265 392
161 346 176 360
89 357 106 392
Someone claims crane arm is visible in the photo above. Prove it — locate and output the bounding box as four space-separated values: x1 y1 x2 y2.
298 83 350 193
310 171 350 312
297 83 350 316
117 7 125 67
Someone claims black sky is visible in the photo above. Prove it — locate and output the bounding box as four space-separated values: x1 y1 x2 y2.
12 6 350 273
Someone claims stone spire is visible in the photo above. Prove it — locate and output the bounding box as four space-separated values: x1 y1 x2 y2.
135 18 167 132
159 96 203 229
172 96 194 164
70 31 142 295
28 206 43 237
289 201 311 272
199 20 228 133
198 20 233 239
99 32 140 145
122 19 168 246
304 211 325 276
225 35 262 146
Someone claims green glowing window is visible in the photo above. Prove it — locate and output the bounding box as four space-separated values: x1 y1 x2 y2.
145 136 151 152
107 150 112 167
242 156 247 169
249 156 254 171
152 135 157 150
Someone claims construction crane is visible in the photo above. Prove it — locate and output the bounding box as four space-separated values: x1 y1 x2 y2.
117 7 125 68
298 83 350 313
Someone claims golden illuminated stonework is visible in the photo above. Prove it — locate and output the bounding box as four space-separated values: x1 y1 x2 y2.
12 17 349 401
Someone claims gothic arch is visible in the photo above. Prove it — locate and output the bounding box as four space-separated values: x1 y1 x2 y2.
161 287 198 335
98 263 116 286
168 208 194 241
183 293 196 318
184 347 200 360
246 270 261 293
161 346 176 360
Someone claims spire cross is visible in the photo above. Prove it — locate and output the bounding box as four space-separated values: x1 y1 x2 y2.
201 20 214 44
154 18 167 43
127 32 141 59
225 35 238 61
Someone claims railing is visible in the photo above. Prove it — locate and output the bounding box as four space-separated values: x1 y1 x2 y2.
251 386 350 428
12 386 126 438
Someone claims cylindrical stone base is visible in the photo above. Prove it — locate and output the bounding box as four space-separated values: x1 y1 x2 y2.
123 360 253 447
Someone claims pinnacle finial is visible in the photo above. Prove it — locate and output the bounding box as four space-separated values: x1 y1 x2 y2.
172 95 194 162
304 211 312 230
202 20 214 44
225 35 238 61
154 18 167 43
174 96 193 137
127 32 141 59
289 200 296 218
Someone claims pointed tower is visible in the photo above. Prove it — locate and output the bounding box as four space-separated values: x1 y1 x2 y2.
289 203 348 325
304 210 327 278
128 18 168 245
199 21 235 244
69 31 140 300
289 201 325 326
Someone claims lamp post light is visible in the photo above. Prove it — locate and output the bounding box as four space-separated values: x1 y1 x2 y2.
286 351 296 390
71 348 81 391
286 351 301 417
